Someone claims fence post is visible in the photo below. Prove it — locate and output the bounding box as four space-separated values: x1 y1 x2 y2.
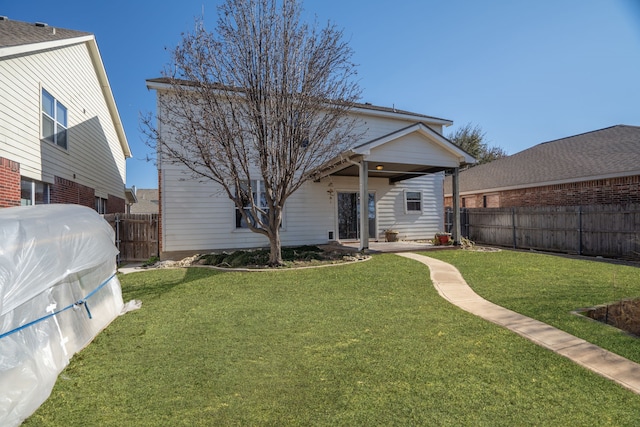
115 213 121 265
578 206 583 255
512 207 517 249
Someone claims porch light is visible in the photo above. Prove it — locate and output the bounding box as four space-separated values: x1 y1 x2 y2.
375 165 384 170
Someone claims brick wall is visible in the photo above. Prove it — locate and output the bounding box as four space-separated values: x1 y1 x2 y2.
107 194 125 213
0 157 20 207
50 176 95 208
446 175 640 208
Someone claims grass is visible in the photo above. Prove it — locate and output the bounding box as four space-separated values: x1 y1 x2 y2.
425 249 640 364
25 253 640 426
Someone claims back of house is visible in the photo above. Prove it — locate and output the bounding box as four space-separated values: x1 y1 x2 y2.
147 78 475 257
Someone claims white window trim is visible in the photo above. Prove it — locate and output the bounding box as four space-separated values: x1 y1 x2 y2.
233 179 285 231
404 189 423 214
41 87 68 150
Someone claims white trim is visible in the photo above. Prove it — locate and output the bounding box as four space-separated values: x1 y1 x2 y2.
0 35 93 58
354 123 476 165
404 189 423 214
350 106 452 127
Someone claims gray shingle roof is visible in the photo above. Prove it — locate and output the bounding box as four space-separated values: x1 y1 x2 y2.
130 189 159 214
0 16 90 48
447 125 640 194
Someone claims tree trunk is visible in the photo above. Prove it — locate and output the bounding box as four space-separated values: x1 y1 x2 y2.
268 232 283 266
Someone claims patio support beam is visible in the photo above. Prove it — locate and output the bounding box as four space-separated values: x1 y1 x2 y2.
452 167 461 245
359 160 369 252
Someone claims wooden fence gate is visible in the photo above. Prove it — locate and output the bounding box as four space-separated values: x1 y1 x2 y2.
103 213 159 262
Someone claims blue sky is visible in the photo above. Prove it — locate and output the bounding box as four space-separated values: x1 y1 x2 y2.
4 0 640 189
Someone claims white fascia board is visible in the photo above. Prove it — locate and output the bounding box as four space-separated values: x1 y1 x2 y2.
355 122 476 165
86 38 131 158
146 80 173 91
350 106 453 127
443 170 640 197
0 35 94 58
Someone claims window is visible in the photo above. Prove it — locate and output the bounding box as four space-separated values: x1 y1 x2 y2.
235 180 269 228
405 190 422 213
21 178 50 206
42 89 68 149
95 197 107 214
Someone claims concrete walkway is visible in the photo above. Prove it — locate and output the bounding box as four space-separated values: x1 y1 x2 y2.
398 252 640 395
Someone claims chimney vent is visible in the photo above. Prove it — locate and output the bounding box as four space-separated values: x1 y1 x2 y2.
35 22 48 27
0 16 9 21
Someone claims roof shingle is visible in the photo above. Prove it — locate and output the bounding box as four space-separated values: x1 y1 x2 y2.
447 125 640 193
0 17 90 48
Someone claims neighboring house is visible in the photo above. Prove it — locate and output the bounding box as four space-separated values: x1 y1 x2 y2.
444 125 640 208
0 17 131 212
148 78 475 257
129 188 159 214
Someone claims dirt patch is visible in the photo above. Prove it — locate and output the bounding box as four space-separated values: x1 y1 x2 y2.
580 299 640 337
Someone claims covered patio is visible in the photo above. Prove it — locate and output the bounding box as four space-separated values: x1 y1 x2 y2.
315 123 476 251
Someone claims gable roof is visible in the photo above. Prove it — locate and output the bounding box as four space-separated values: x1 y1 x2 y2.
445 125 640 195
0 17 131 158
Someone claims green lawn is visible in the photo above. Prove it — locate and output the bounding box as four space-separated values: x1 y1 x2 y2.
425 249 640 364
25 253 640 426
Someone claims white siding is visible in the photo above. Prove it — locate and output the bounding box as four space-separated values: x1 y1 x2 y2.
161 163 444 252
367 133 460 168
0 42 126 198
354 112 445 143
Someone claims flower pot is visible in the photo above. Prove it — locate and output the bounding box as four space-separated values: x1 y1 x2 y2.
385 231 399 242
435 233 451 245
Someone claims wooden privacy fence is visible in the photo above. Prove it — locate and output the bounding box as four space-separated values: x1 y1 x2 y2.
458 204 640 260
103 213 159 262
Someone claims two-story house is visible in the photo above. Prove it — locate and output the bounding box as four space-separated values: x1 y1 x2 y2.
147 78 474 258
0 17 131 213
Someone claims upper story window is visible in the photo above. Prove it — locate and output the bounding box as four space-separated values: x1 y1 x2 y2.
42 89 68 149
405 190 422 213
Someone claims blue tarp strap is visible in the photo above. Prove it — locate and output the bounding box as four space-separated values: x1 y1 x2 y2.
0 272 117 340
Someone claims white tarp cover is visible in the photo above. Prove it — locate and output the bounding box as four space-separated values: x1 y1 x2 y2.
0 205 124 426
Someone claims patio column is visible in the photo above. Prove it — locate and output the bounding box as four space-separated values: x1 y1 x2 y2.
359 159 369 252
452 167 461 245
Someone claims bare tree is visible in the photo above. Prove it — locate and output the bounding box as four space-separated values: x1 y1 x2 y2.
144 0 362 265
447 123 507 166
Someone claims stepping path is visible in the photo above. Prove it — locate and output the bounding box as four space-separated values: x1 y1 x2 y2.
398 252 640 395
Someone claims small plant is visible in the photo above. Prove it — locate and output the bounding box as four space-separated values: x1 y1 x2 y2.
142 256 160 267
434 232 452 245
460 236 475 249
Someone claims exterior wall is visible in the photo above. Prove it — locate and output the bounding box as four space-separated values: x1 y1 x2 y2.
445 175 640 208
50 176 94 208
155 89 451 254
0 157 20 207
107 194 125 214
160 162 444 253
353 112 445 143
0 41 127 209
